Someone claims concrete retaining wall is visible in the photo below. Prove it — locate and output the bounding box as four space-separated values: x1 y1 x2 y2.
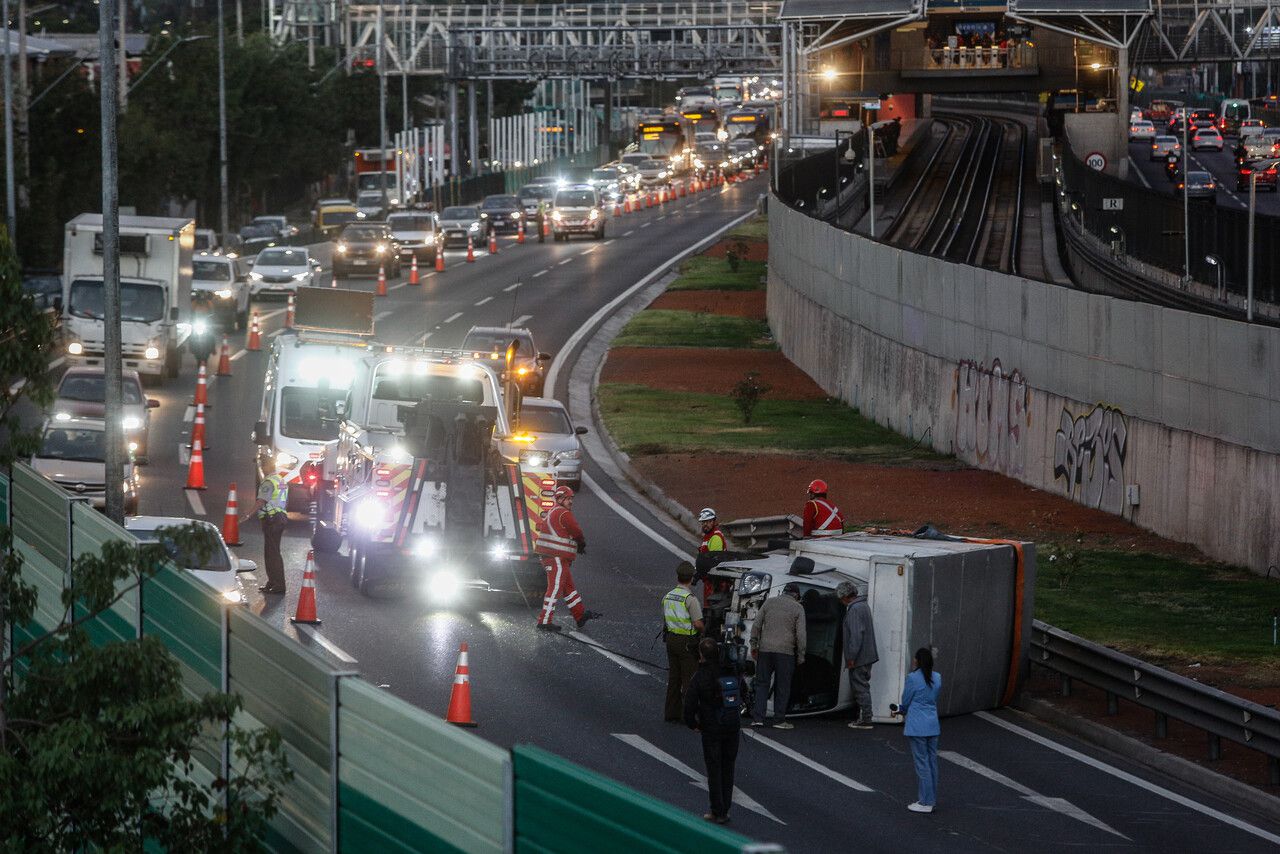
768 199 1280 571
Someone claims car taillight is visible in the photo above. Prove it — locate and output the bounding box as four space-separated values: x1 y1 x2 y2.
300 460 322 487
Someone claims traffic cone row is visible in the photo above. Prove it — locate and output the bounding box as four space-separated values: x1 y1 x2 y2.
193 362 209 407
246 311 261 351
377 264 388 297
190 401 207 450
286 292 295 328
409 253 419 285
290 551 321 625
445 642 477 727
517 219 525 244
466 233 476 262
435 248 445 272
488 229 498 255
216 334 232 376
623 197 632 214
221 482 242 545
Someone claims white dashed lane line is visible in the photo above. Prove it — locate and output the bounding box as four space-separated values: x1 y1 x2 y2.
475 296 492 306
558 258 573 265
443 312 463 323
511 314 533 326
505 281 524 290
184 489 206 516
532 270 548 278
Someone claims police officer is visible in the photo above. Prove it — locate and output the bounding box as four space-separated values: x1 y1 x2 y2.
536 197 548 244
663 561 705 722
242 462 293 594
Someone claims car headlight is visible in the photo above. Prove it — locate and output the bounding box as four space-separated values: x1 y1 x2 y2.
425 568 462 602
292 272 309 281
127 441 138 452
249 271 264 281
554 449 581 461
414 536 438 557
275 451 298 469
739 571 770 595
122 415 141 431
193 319 209 336
375 244 386 254
551 211 563 221
336 243 347 254
659 171 668 178
469 222 480 231
214 288 234 299
510 211 521 220
588 209 600 221
67 341 84 355
720 161 729 168
489 543 508 561
520 451 549 468
144 346 160 360
222 589 244 604
354 498 386 530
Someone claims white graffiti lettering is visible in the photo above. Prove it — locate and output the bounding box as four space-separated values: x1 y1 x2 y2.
953 359 1030 476
1053 404 1128 514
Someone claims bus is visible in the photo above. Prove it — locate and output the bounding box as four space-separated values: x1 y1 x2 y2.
635 116 690 157
1219 98 1250 133
723 108 771 144
680 106 720 138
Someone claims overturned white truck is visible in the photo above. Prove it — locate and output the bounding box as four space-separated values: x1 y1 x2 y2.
703 527 1035 722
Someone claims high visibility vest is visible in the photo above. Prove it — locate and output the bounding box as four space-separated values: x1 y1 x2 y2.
663 586 697 636
534 506 579 559
808 498 843 537
260 475 287 517
699 527 726 553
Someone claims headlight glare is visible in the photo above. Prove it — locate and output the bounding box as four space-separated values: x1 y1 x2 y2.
68 341 84 355
739 572 769 595
144 346 160 360
214 288 234 299
426 569 463 602
354 499 386 530
249 271 264 281
122 416 141 430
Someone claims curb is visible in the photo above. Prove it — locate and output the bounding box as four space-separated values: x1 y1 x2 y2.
1014 696 1280 826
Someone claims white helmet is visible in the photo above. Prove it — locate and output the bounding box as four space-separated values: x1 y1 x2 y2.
698 507 717 522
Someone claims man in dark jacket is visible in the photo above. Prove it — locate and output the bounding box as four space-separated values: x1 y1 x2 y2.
683 637 744 825
838 580 879 729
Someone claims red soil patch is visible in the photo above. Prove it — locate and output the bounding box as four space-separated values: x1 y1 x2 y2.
702 238 768 261
632 451 1201 559
648 290 767 318
602 348 828 399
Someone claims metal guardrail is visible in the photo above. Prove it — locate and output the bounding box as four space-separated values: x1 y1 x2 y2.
1031 619 1280 777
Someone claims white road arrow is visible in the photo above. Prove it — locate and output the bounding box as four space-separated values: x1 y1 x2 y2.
941 751 1129 840
613 733 785 825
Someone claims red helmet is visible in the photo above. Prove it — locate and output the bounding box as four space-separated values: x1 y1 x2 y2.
554 485 575 502
807 479 828 495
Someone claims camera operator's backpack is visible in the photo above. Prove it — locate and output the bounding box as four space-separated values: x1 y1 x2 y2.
714 674 742 725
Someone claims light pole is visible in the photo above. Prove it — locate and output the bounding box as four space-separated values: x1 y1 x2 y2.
99 0 124 524
1248 170 1257 321
216 3 228 249
1204 254 1224 299
1181 116 1190 284
3 0 16 241
377 0 389 210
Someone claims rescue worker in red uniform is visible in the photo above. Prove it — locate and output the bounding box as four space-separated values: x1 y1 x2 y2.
534 485 601 631
802 479 845 538
697 508 727 600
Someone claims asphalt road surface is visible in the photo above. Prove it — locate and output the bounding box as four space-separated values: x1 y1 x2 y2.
1127 138 1280 216
29 173 1280 851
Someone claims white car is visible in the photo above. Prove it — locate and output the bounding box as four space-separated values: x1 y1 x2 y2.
192 251 249 329
387 211 439 262
52 366 158 463
1239 119 1267 141
30 414 139 514
1191 127 1224 151
252 214 298 239
125 516 255 605
248 246 320 298
1129 120 1156 142
511 397 587 489
1150 135 1181 160
355 190 387 221
550 186 605 241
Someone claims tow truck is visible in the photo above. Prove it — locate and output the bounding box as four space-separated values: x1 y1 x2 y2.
309 344 552 599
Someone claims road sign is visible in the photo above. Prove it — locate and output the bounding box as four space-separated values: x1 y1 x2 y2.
862 100 881 111
1102 197 1124 211
1085 151 1107 171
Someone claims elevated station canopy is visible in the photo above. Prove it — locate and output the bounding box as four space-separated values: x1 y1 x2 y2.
780 0 925 53
1006 0 1151 48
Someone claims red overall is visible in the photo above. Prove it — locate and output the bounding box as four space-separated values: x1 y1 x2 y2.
803 497 845 538
535 504 586 625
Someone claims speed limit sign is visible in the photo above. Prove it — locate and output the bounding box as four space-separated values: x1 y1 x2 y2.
1085 151 1107 171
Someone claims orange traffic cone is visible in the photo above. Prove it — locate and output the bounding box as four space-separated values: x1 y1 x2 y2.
435 247 445 272
247 311 261 351
286 292 295 328
409 253 420 285
678 182 685 198
222 482 242 546
488 229 498 254
445 642 477 727
216 334 232 376
623 197 632 214
517 219 526 244
466 233 476 262
185 437 207 490
613 200 621 218
193 362 209 406
290 551 321 625
377 264 388 296
190 401 207 450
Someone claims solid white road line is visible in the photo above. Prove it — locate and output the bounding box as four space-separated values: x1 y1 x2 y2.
1127 156 1152 189
565 630 648 675
613 734 785 824
268 328 287 339
185 489 206 516
602 239 615 246
475 296 493 306
443 312 463 323
940 750 1128 840
581 471 688 561
742 730 873 792
975 711 1280 846
531 270 548 278
504 281 524 290
511 314 533 327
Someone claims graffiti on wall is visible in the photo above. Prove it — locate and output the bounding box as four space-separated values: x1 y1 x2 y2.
953 359 1031 476
1053 404 1128 514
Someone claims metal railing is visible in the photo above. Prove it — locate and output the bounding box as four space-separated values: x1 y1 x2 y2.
1031 619 1280 780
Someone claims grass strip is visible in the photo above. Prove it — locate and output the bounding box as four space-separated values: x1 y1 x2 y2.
666 255 767 292
728 216 768 242
599 383 937 462
614 310 775 349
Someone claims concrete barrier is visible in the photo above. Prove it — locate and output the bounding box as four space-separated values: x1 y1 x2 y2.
769 197 1280 572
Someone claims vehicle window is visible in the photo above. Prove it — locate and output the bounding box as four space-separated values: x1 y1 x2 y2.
69 279 165 324
518 405 572 434
57 374 143 404
193 259 232 281
256 248 308 266
135 525 231 573
372 375 485 407
621 154 651 165
388 214 434 230
482 196 520 208
590 169 620 181
462 330 534 353
193 232 214 250
341 225 385 240
518 186 552 200
279 386 345 441
239 224 275 239
441 207 479 219
555 190 595 207
22 273 60 296
254 216 285 226
323 210 358 225
37 426 106 461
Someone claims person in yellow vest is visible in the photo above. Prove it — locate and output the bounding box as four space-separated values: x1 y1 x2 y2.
663 561 705 722
241 462 294 595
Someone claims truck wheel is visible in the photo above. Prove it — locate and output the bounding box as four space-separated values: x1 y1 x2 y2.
348 544 364 588
165 347 180 379
312 524 342 554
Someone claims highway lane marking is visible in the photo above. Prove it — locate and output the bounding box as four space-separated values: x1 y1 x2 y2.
389 281 409 291
505 281 524 289
602 239 615 246
179 443 190 465
612 734 784 824
475 296 493 306
268 328 287 339
581 471 688 561
9 356 65 395
531 270 547 278
184 489 206 516
184 405 195 424
580 246 597 255
640 222 651 229
741 730 873 793
558 258 573 266
511 314 533 326
975 711 1280 845
940 750 1128 840
657 215 668 221
565 630 648 675
443 312 464 323
374 310 394 321
623 230 634 237
229 348 250 362
417 332 433 344
1127 156 1151 189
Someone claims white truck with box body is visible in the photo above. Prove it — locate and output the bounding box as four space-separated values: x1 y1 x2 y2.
61 214 195 382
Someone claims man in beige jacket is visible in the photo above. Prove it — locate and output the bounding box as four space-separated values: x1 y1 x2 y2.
749 582 806 729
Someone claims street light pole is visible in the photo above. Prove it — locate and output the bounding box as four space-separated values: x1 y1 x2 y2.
99 0 124 524
1182 117 1189 283
2 0 16 242
217 0 230 248
1248 171 1257 321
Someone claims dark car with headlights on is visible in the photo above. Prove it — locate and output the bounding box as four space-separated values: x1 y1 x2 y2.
1176 170 1218 200
461 325 550 396
438 206 485 248
480 194 526 234
333 223 401 278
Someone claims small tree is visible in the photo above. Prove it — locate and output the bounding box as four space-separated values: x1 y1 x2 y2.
724 238 749 273
730 371 772 425
1044 533 1086 590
